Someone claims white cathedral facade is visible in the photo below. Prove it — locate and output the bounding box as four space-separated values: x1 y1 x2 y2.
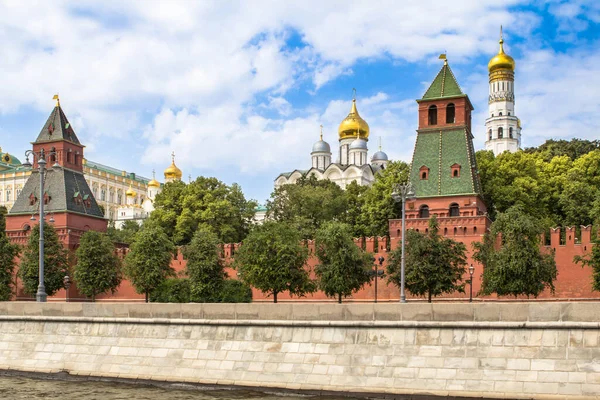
275 98 390 189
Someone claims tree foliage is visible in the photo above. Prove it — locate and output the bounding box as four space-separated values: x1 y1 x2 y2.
74 231 122 301
473 205 557 298
183 225 226 302
150 278 252 303
149 178 256 245
234 221 313 302
107 220 140 245
267 175 347 240
19 223 68 297
574 235 600 292
525 138 600 161
314 221 372 303
387 216 467 302
124 224 176 302
0 206 18 300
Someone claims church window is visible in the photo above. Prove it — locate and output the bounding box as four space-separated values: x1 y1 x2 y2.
509 127 513 138
498 127 503 139
419 205 430 218
488 129 492 141
419 166 429 180
449 203 460 217
451 163 461 178
446 103 455 124
428 105 437 125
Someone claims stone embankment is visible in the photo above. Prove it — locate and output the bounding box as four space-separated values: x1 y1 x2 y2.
0 302 599 399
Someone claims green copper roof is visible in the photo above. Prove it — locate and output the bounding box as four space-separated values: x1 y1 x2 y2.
409 128 480 197
422 62 464 100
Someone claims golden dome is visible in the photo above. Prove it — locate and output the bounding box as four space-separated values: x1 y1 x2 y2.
126 185 137 197
164 152 183 180
488 28 515 73
338 98 369 140
148 169 160 188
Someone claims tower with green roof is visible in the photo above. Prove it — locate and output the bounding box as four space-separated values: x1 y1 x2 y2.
390 58 490 240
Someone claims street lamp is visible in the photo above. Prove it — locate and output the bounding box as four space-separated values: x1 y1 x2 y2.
468 264 475 303
391 182 415 303
22 149 60 302
369 255 386 303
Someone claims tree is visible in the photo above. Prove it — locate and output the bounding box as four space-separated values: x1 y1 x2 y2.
525 138 600 161
0 207 18 300
19 223 68 297
266 175 347 240
358 161 410 237
343 181 368 237
473 205 557 298
315 221 372 303
183 225 226 302
74 231 122 301
387 216 467 302
234 221 314 302
149 178 256 245
574 235 600 292
106 220 140 245
124 224 176 302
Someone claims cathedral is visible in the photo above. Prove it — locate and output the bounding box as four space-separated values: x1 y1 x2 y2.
274 95 390 189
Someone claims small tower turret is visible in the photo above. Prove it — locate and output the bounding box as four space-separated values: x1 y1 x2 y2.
311 125 332 170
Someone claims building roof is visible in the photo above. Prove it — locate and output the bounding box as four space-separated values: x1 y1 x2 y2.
421 62 464 100
409 128 481 197
9 168 105 218
35 105 81 145
84 159 151 184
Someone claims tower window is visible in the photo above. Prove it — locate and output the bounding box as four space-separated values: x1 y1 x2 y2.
446 103 455 124
498 127 503 139
449 203 460 217
488 129 492 141
508 112 511 116
428 105 438 126
451 163 461 178
419 205 430 218
499 112 502 116
509 127 513 138
419 165 430 180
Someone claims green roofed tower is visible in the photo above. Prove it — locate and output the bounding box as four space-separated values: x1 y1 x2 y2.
388 58 490 245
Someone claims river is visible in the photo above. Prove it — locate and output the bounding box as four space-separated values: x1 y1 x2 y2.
0 375 367 400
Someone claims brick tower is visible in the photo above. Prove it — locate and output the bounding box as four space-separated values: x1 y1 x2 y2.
389 58 491 295
6 98 107 250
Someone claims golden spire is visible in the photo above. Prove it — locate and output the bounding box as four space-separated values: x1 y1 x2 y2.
164 151 183 181
488 25 515 73
52 94 60 108
319 124 323 141
148 169 160 188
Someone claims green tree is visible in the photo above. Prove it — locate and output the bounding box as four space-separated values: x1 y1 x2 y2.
525 138 600 161
0 207 18 300
343 181 368 237
74 231 122 301
387 216 467 302
266 175 347 240
473 205 557 298
219 280 252 303
358 161 410 237
124 224 176 302
574 235 600 292
183 225 226 302
315 221 372 303
19 223 68 297
149 178 256 245
234 221 314 302
150 278 191 303
106 220 141 245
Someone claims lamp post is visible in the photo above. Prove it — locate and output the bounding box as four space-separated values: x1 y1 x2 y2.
370 255 386 303
22 149 59 303
468 264 475 303
391 182 415 303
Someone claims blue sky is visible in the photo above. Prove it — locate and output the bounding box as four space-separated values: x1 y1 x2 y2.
0 0 599 203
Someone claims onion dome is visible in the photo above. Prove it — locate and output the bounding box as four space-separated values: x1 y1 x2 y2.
371 150 388 161
312 127 331 153
0 148 21 166
338 98 369 140
148 169 160 188
349 132 368 150
164 152 183 181
488 27 515 73
126 184 137 197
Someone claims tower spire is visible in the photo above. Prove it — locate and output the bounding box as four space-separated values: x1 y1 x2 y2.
320 124 323 141
52 94 60 108
379 136 382 151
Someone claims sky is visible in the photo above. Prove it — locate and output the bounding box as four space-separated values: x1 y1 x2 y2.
0 0 599 204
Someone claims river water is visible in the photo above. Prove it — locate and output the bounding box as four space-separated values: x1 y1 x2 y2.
0 375 365 400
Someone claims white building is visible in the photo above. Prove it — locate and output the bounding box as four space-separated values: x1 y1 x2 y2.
275 97 390 189
485 28 521 156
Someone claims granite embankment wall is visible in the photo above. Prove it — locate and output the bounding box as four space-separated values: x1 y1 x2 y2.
1 303 600 399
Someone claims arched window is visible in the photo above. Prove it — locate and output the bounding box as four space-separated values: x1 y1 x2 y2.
473 226 478 234
451 163 461 178
453 227 457 235
428 105 438 125
453 170 459 177
419 165 429 180
508 112 511 116
49 147 56 164
488 129 492 141
499 112 502 116
419 205 430 218
444 227 448 235
446 103 455 124
498 127 503 139
449 203 460 217
509 127 513 138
